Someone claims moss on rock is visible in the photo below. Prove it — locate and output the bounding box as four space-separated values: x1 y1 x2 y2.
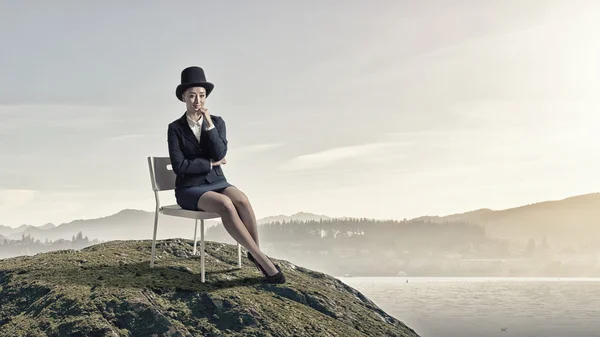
0 239 420 337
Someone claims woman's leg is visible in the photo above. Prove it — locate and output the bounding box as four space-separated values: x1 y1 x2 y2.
197 191 278 276
220 186 260 247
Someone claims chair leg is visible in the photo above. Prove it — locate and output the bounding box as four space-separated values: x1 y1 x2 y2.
193 219 198 255
150 211 159 268
201 219 205 283
237 243 241 268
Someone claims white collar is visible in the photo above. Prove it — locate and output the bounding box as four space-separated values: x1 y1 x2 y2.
186 113 203 127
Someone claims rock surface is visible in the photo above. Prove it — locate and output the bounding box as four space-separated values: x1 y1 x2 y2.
0 239 420 336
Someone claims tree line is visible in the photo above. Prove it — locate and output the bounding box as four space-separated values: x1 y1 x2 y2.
207 217 495 253
0 231 100 259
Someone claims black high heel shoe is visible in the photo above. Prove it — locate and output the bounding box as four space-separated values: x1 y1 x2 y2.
247 252 286 284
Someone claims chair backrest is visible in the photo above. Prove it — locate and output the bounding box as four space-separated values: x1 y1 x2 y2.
147 156 176 191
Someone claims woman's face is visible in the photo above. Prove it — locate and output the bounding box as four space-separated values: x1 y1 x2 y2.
184 87 206 112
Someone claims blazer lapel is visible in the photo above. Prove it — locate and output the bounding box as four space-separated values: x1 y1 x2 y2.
178 113 202 149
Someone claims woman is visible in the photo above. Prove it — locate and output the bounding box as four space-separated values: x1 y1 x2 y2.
167 66 285 284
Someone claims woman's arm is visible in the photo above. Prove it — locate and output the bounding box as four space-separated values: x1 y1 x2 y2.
167 124 212 175
204 116 228 161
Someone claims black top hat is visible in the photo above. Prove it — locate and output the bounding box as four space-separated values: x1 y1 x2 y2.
175 66 214 101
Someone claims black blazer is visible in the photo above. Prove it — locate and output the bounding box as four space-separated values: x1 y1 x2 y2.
167 112 228 189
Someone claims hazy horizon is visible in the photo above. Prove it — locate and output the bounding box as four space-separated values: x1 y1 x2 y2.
1 191 598 229
2 1 600 227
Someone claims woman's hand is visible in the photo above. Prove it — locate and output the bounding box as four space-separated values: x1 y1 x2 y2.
200 107 213 127
211 158 227 166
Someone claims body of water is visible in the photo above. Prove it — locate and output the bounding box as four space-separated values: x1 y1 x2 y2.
337 277 600 337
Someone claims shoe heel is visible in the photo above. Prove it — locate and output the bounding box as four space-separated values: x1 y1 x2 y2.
249 253 283 282
248 253 264 273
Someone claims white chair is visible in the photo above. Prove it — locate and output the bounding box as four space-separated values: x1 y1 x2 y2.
147 156 242 283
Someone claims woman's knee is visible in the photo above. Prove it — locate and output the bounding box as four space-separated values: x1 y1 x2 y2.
226 188 251 208
234 192 251 208
215 196 236 215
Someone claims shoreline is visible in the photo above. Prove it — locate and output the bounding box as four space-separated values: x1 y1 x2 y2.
336 276 600 282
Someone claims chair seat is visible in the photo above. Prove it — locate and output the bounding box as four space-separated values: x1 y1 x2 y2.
160 204 221 220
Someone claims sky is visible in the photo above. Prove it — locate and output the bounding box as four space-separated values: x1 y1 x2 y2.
1 0 599 227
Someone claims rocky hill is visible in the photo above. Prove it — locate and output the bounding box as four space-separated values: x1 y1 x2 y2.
0 239 419 337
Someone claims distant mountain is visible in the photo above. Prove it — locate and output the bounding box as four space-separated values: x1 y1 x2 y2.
14 224 33 231
0 224 33 237
412 208 495 223
8 209 222 242
0 226 11 237
38 223 56 230
3 210 333 242
258 211 331 224
4 192 599 246
1 223 53 237
414 192 600 245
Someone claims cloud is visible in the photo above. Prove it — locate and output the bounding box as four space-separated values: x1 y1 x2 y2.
278 142 408 172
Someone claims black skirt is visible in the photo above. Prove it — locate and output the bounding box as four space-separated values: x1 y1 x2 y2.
175 180 234 211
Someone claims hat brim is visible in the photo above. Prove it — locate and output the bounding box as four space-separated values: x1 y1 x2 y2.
176 82 214 101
